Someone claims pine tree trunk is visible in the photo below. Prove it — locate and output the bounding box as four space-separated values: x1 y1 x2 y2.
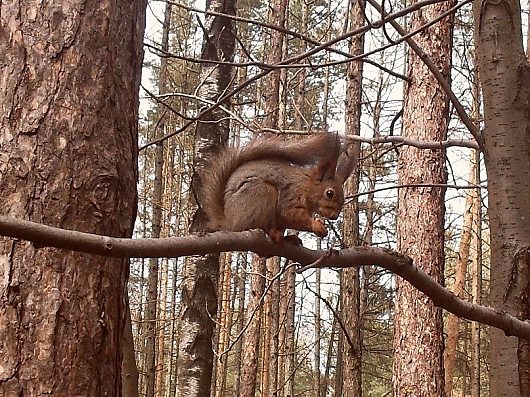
233 254 248 396
473 0 530 394
0 1 146 394
145 2 172 395
284 266 296 396
262 0 289 128
393 1 453 396
215 253 233 397
240 258 267 397
340 0 365 394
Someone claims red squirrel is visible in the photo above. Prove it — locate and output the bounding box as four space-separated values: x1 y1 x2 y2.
201 133 356 242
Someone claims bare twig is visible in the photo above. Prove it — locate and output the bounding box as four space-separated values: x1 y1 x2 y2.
348 134 480 149
140 0 463 150
366 0 484 148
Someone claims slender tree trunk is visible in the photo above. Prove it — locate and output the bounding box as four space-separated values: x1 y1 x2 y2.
145 3 172 395
393 1 453 396
268 257 281 397
334 282 344 397
215 253 233 397
473 0 530 394
470 149 482 397
444 154 477 395
263 0 289 128
0 1 146 394
314 266 322 397
262 269 272 397
340 0 365 394
233 255 248 396
322 311 337 397
178 0 236 395
240 258 267 397
284 265 296 396
123 294 140 397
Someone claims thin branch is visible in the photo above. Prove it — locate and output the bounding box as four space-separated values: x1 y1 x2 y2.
139 0 460 150
351 183 485 199
0 215 529 341
366 0 484 149
348 134 480 149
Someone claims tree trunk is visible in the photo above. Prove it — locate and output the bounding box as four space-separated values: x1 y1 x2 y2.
470 149 482 397
177 0 236 394
233 254 248 396
123 295 140 397
283 265 296 396
0 1 146 395
393 1 453 396
262 0 289 128
340 0 365 394
473 0 530 395
145 2 172 395
240 258 267 397
444 154 477 395
314 266 322 397
214 253 233 397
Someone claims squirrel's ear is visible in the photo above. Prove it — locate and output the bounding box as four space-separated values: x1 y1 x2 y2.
315 158 338 181
336 142 359 183
314 133 341 181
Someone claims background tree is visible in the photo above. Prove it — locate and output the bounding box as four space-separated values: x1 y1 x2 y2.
177 0 237 395
393 0 453 395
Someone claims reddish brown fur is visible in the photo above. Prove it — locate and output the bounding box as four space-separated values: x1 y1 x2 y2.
200 133 354 241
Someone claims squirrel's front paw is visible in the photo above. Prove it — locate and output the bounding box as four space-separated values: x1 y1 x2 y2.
311 218 328 237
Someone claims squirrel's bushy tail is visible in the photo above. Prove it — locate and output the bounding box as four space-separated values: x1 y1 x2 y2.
200 133 340 230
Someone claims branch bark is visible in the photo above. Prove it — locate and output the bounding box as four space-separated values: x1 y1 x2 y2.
1 215 529 341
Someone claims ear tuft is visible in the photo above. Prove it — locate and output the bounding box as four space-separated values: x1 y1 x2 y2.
315 158 337 181
336 142 359 182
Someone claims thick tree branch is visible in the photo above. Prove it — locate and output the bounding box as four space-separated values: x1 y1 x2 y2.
0 214 528 341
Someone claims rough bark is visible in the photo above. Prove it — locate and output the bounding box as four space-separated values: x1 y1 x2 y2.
240 258 267 397
0 0 146 395
177 0 236 395
473 0 530 394
262 0 289 128
393 1 453 396
340 0 365 394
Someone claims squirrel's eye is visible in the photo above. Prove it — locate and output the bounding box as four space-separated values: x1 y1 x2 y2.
325 189 334 199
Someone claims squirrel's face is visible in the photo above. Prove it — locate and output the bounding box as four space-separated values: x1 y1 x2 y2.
309 180 344 220
307 160 345 220
319 184 344 219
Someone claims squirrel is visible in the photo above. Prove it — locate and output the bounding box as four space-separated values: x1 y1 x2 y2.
200 133 357 243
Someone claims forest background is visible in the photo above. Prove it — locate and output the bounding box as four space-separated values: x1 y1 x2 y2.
1 0 530 396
